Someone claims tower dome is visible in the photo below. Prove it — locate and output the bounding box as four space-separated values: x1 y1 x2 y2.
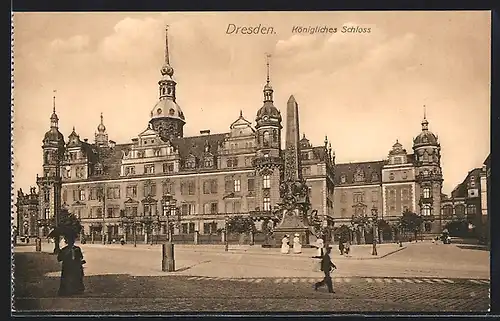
413 115 438 147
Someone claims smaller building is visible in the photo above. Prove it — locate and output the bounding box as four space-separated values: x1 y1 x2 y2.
441 157 489 242
15 187 40 237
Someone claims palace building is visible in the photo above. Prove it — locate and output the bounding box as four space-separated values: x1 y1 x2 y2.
19 26 449 242
333 113 444 234
32 27 335 242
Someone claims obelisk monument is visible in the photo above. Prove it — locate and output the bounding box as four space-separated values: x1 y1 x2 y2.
273 95 312 245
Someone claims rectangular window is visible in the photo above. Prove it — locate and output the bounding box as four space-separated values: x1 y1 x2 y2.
263 197 271 211
225 179 233 193
95 207 103 218
353 192 364 204
209 202 217 214
181 204 189 215
263 175 271 189
248 199 256 212
210 180 217 194
144 184 156 197
189 223 195 234
340 192 346 203
467 204 476 215
162 163 174 173
126 186 137 198
162 182 173 195
234 201 241 213
188 181 196 195
125 166 135 176
44 190 50 202
107 207 114 218
203 181 211 194
44 208 50 220
402 188 410 202
247 178 255 192
234 179 241 192
144 165 155 174
181 223 188 234
371 191 378 202
79 190 85 201
181 182 187 195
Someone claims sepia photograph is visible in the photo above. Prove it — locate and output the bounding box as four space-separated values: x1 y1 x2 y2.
12 11 491 313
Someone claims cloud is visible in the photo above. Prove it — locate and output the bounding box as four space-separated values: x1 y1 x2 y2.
50 35 90 52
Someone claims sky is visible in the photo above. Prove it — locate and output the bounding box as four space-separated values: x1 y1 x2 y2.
12 11 490 197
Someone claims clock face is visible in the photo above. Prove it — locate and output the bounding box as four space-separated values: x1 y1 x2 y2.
157 108 162 115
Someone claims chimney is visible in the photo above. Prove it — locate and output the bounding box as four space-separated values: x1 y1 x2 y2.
200 130 210 135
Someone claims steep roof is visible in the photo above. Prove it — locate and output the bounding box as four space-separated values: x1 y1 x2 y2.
172 133 228 159
334 160 385 185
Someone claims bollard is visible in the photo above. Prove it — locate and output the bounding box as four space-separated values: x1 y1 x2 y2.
162 242 175 272
194 231 199 245
35 237 42 252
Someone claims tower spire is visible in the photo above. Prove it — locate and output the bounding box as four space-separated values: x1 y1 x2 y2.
52 89 57 113
266 53 271 85
164 24 170 66
263 53 273 103
50 90 59 129
160 25 174 78
421 104 429 131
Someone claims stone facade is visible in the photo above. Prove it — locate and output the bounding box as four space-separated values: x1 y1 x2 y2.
15 187 40 237
441 155 490 242
29 27 335 242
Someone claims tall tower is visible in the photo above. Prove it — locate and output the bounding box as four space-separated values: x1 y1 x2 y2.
95 113 109 147
37 92 65 248
253 54 283 215
149 25 186 141
412 106 443 233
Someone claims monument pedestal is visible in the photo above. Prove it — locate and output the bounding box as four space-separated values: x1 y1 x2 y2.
273 227 310 248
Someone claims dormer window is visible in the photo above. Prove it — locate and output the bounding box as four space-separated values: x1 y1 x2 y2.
204 158 214 167
371 172 379 181
340 174 346 184
185 157 196 169
354 168 365 182
389 173 395 181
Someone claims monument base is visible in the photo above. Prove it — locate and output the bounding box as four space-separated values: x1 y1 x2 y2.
273 227 311 247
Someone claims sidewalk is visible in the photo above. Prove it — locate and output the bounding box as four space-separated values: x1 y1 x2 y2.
70 242 406 261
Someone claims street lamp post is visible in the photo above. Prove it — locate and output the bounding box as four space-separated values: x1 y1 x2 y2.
371 206 378 256
162 194 171 242
225 216 229 252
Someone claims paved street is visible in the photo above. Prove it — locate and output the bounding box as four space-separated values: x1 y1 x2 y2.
13 241 490 312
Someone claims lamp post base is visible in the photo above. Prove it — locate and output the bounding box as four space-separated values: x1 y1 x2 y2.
372 244 377 256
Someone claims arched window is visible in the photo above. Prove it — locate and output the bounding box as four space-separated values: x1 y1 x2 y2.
273 130 278 143
263 131 270 147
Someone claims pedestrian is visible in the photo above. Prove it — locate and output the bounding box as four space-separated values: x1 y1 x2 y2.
313 238 324 258
120 237 125 245
344 241 351 256
314 246 336 293
339 241 344 255
280 235 290 254
292 233 302 254
57 233 86 296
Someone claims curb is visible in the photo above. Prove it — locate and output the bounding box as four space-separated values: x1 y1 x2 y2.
347 245 407 260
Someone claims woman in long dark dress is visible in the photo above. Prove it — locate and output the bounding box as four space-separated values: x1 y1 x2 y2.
57 234 86 296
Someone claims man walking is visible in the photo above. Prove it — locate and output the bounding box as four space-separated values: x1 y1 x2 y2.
314 246 336 293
